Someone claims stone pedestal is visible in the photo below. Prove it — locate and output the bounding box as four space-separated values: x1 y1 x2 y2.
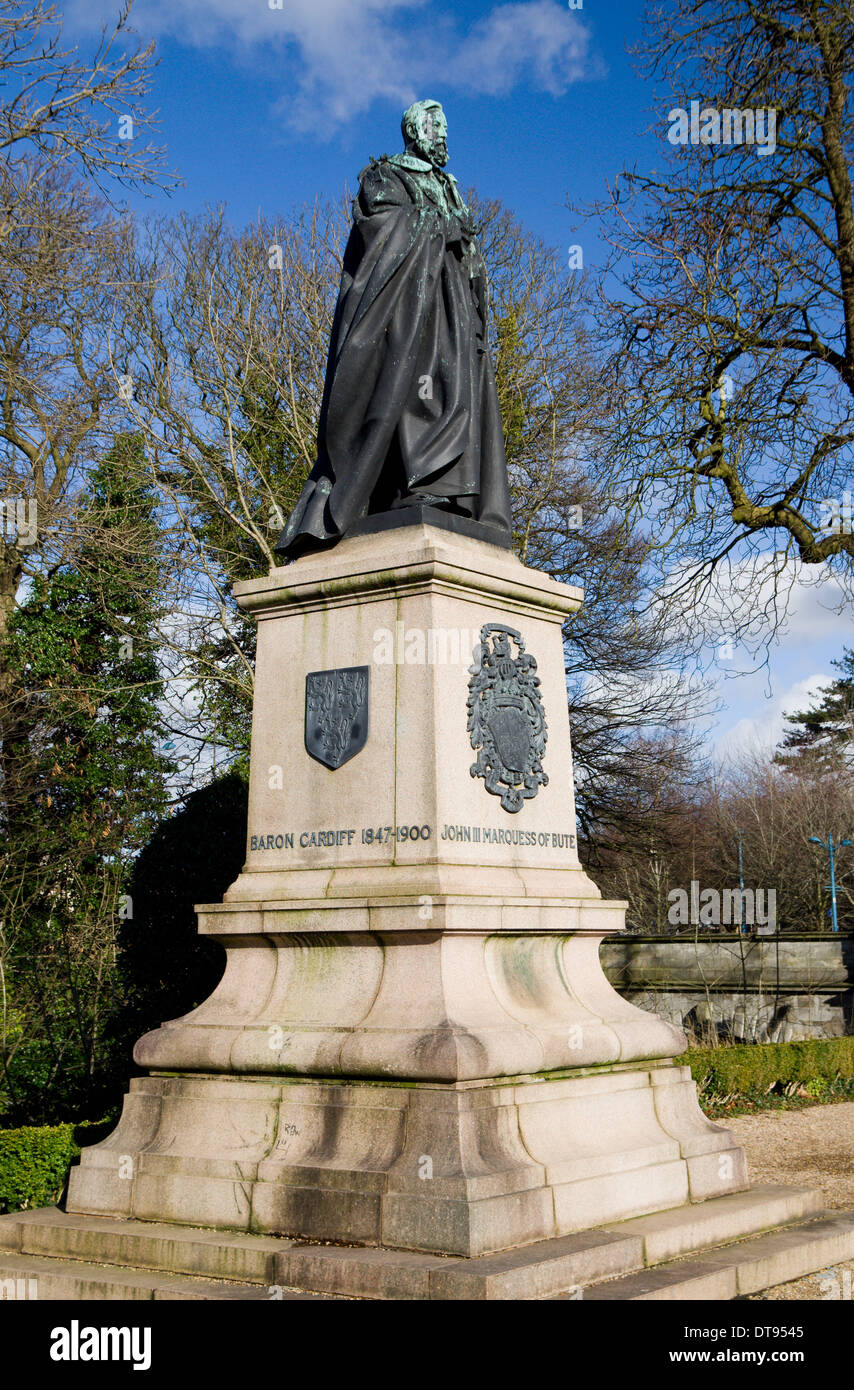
67 1064 745 1259
68 525 751 1264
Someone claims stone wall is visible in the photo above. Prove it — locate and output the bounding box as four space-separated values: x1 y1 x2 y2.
600 934 854 1042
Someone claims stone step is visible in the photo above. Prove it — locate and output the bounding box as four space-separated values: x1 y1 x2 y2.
0 1182 819 1286
575 1213 854 1301
269 1185 834 1300
0 1251 331 1301
0 1207 295 1284
0 1186 849 1300
599 1183 824 1265
275 1227 643 1301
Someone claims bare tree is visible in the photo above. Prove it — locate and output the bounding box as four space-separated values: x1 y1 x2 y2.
1 0 175 213
115 202 345 772
589 0 854 647
596 740 854 934
474 198 712 850
0 0 174 809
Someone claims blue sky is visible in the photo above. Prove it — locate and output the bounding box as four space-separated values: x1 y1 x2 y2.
62 0 854 755
67 0 648 249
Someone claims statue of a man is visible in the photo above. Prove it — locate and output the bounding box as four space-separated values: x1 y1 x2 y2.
277 99 512 559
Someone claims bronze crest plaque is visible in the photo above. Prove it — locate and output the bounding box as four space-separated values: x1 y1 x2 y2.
467 624 548 812
305 666 370 770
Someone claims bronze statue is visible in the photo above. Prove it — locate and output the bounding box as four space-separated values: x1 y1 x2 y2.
277 99 512 559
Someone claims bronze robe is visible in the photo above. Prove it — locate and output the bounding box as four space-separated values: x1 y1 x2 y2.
278 152 512 556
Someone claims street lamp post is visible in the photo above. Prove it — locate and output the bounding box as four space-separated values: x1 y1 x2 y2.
808 834 852 933
734 831 746 934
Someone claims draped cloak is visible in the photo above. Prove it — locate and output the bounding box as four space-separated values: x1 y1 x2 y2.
277 152 512 557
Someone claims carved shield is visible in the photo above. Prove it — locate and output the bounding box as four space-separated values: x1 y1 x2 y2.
488 702 530 775
467 625 548 812
305 666 370 770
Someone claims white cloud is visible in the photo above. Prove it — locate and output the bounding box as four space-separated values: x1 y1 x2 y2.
766 574 852 645
659 550 853 661
64 0 592 133
715 672 831 758
446 2 592 96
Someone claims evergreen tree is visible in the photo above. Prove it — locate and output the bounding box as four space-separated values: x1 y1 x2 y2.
0 433 172 1122
775 651 854 773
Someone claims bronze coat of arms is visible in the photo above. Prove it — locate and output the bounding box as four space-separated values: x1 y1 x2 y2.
467 624 548 812
305 666 370 770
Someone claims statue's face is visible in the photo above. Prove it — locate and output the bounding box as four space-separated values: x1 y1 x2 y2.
417 105 448 168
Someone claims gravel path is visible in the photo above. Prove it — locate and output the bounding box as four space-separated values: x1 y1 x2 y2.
724 1102 854 1300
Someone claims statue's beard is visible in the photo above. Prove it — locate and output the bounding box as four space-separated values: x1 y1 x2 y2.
416 135 448 167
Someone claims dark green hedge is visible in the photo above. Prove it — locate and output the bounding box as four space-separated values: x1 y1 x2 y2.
0 1119 114 1215
685 1036 854 1096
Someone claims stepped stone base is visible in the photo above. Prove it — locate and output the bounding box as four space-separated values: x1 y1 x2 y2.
3 1187 853 1300
65 1062 747 1259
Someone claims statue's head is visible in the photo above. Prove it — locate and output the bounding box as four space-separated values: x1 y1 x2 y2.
401 100 448 168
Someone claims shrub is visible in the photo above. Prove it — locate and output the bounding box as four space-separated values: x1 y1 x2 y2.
685 1036 854 1098
0 1118 114 1214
